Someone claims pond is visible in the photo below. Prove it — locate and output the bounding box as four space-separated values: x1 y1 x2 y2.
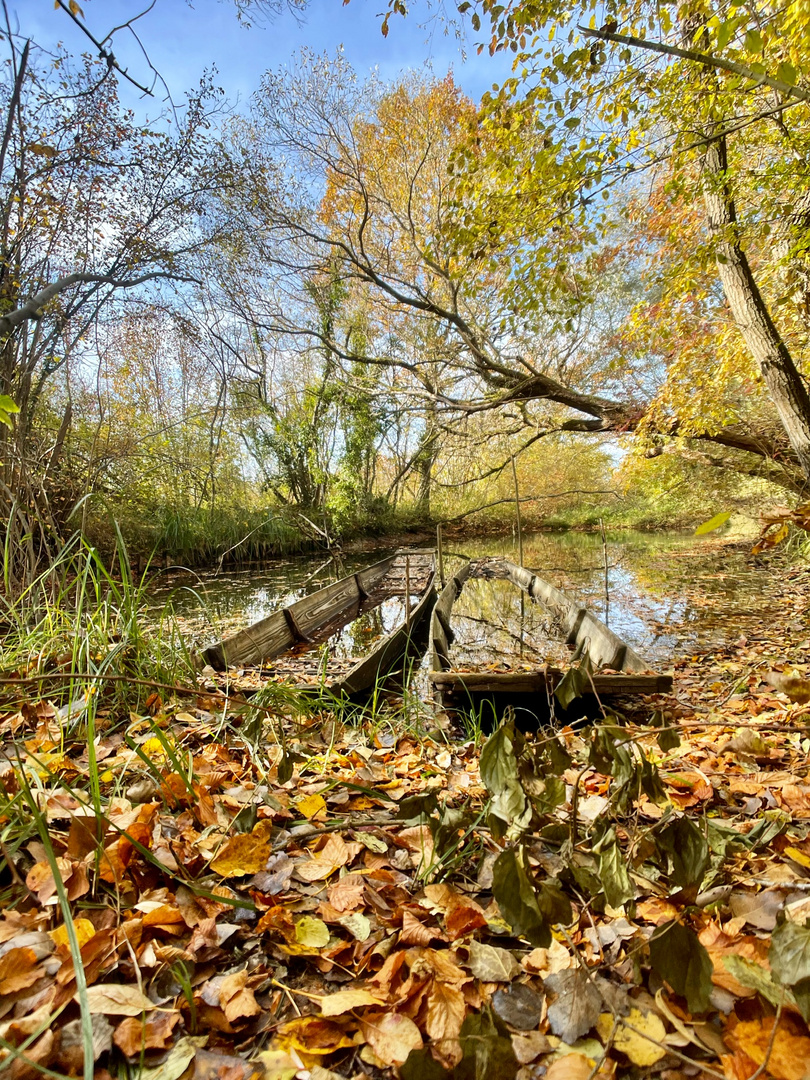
147 529 769 682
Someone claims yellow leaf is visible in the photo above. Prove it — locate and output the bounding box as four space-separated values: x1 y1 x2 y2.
295 793 327 819
277 1016 355 1065
596 1008 667 1066
210 821 273 877
256 1049 298 1080
317 988 384 1016
69 0 85 16
50 918 96 950
294 916 330 948
784 846 810 869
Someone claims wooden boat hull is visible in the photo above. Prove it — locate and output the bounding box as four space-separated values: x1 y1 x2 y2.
203 551 436 697
429 557 672 708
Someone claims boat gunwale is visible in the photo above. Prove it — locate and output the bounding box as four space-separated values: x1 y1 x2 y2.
203 550 437 693
429 555 672 698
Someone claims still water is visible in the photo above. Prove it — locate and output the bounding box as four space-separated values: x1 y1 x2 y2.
148 530 767 672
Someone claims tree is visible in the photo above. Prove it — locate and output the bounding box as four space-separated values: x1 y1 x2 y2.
0 31 223 579
218 46 810 501
439 0 810 486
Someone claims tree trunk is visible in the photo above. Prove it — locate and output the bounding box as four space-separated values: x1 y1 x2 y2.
700 132 810 480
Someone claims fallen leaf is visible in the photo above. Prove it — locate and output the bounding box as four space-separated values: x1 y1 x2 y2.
726 1015 810 1080
81 984 157 1015
468 940 521 982
318 988 384 1016
0 946 42 994
49 917 97 953
296 793 327 819
211 822 273 877
545 968 601 1044
361 1011 423 1065
295 916 330 948
596 1007 667 1066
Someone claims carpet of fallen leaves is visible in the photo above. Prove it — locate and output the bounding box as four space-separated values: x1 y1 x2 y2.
2 549 810 1080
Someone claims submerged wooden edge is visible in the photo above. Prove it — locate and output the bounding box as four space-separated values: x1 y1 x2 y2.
330 562 437 696
428 670 674 695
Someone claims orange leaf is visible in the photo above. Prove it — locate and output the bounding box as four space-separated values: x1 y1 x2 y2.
0 946 42 994
726 1016 810 1080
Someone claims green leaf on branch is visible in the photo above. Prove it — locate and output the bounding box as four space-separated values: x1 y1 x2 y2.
770 920 810 987
744 29 763 53
480 721 531 839
650 710 680 751
649 921 713 1014
492 847 570 947
595 825 634 909
555 647 595 708
656 818 709 889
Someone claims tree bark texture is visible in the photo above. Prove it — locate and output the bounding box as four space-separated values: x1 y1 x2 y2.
700 132 810 482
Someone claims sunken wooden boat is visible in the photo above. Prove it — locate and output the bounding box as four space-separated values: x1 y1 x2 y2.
429 557 672 708
202 550 436 696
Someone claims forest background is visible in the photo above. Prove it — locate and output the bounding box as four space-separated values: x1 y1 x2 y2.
4 0 810 578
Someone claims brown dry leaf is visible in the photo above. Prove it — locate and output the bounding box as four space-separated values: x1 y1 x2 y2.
25 860 62 903
81 983 157 1015
6 1028 54 1080
426 980 466 1040
544 1053 596 1080
663 773 713 806
522 940 573 976
396 826 434 863
0 947 42 994
211 822 273 877
142 905 188 932
698 924 770 996
360 1010 423 1066
726 1015 810 1080
636 898 682 925
445 897 488 941
317 988 384 1016
219 970 262 1023
327 873 365 912
113 1012 181 1056
400 909 438 946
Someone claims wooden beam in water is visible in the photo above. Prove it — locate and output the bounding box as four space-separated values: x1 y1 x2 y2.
428 669 674 695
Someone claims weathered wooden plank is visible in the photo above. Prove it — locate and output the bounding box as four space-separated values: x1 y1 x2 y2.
203 611 294 670
502 560 647 673
431 562 471 672
204 551 436 684
428 669 674 695
204 554 398 670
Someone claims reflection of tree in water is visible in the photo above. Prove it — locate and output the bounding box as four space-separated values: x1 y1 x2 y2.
327 597 410 661
451 578 572 669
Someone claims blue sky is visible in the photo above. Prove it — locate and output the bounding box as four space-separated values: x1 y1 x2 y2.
20 0 516 117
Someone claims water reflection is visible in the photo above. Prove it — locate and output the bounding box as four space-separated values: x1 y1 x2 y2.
148 531 761 668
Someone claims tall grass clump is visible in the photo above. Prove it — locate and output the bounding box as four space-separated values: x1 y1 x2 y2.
0 525 196 720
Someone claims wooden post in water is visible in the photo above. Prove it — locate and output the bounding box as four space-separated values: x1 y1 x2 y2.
405 555 411 630
437 523 445 587
511 455 524 568
599 517 610 628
